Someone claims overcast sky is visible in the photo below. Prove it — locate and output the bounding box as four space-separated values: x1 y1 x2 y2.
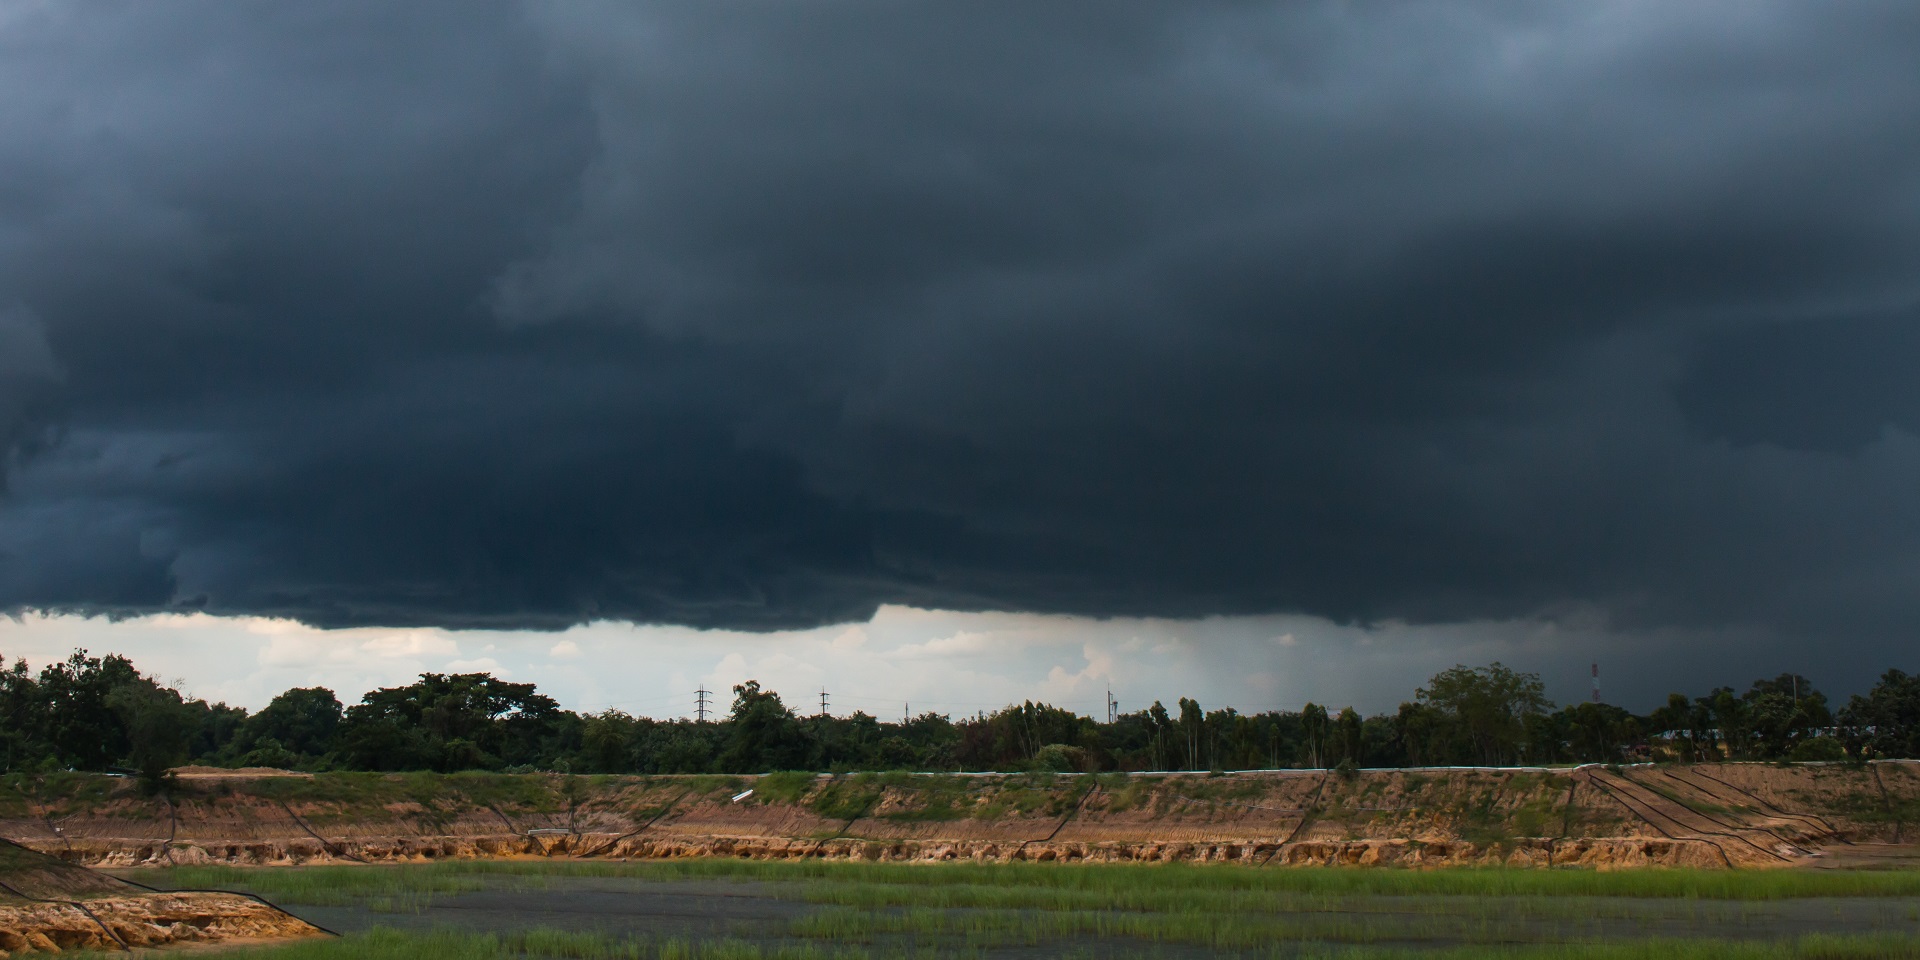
3 2 1919 716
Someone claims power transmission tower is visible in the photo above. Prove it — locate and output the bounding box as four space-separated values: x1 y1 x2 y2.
696 686 712 722
819 688 830 719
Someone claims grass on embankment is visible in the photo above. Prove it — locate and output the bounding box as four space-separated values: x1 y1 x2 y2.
181 927 1920 960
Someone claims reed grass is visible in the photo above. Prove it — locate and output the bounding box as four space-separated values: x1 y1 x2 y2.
202 927 871 960
132 858 1920 905
150 927 1920 960
134 863 501 910
794 903 1450 947
119 860 1920 958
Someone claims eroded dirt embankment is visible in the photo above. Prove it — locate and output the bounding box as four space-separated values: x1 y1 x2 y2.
0 892 321 955
0 837 322 955
4 762 1916 874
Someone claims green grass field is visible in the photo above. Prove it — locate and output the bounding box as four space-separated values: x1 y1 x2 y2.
121 860 1920 960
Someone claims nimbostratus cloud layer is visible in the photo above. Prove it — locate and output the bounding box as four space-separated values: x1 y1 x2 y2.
3 2 1920 677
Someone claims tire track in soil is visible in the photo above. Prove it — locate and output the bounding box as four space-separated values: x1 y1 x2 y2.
1013 782 1100 860
1633 769 1813 856
1549 775 1580 867
1604 768 1788 853
1580 771 1735 868
1662 767 1838 840
8 779 75 859
1258 772 1329 866
824 783 890 850
481 802 519 835
277 801 367 864
579 790 692 859
160 791 177 866
1871 764 1900 844
1582 769 1771 868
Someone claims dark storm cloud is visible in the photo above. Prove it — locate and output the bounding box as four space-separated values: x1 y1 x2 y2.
4 1 1920 682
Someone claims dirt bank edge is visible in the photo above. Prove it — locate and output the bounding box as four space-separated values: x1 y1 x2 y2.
7 763 1915 872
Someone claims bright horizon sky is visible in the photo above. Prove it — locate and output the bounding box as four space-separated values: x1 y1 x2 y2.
0 606 1792 719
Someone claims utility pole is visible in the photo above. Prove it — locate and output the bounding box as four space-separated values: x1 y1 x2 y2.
1591 663 1600 704
696 686 712 722
819 688 830 719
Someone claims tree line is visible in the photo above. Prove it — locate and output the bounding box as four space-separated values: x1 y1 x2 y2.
3 651 1918 786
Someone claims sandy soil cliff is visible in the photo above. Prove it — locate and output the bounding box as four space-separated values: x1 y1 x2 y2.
3 762 1916 874
0 838 323 956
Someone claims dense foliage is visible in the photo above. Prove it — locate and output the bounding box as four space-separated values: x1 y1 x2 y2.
1 649 1914 777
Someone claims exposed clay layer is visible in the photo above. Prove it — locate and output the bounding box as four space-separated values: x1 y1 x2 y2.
23 832 1748 871
0 837 324 955
5 764 1904 873
0 892 322 955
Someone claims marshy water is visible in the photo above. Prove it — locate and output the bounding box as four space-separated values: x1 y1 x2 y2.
117 859 1920 959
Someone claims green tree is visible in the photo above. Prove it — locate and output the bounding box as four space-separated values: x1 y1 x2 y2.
955 702 1091 771
716 681 807 773
1147 701 1173 770
1300 703 1329 768
1415 663 1549 765
38 650 141 770
1650 693 1700 762
1840 669 1920 759
338 673 563 772
1393 701 1442 767
238 737 300 769
1334 707 1363 765
0 656 49 772
191 700 250 765
581 710 639 772
106 680 200 792
1706 687 1754 760
243 687 342 761
894 712 960 770
634 719 724 773
1176 698 1205 770
1744 673 1830 760
1031 743 1084 772
1562 701 1638 763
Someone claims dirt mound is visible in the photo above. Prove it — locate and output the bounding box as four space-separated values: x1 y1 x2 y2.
0 839 130 902
0 837 324 955
3 763 1908 872
171 766 312 779
0 892 321 955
